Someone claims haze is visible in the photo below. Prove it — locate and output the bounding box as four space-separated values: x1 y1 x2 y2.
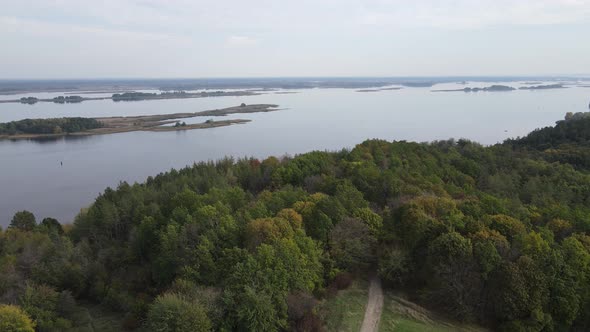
1 0 590 78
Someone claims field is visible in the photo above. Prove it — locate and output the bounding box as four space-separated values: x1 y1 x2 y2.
379 293 488 332
320 280 487 332
320 281 369 332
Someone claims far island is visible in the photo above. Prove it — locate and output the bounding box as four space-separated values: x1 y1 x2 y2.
0 104 279 140
518 83 567 90
432 84 516 92
432 83 569 93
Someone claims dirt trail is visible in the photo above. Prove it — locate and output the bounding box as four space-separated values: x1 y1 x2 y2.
360 277 384 332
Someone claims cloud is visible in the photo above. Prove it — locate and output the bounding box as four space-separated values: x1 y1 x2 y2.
225 35 259 47
0 16 187 42
3 1 590 34
357 0 590 29
0 0 589 77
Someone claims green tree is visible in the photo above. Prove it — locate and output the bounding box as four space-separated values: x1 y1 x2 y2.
10 211 36 231
353 207 383 235
234 287 282 332
329 217 376 273
378 247 410 286
425 232 479 319
19 283 72 331
146 293 211 332
39 218 63 235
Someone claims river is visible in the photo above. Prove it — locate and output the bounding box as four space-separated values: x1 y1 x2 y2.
1 81 589 226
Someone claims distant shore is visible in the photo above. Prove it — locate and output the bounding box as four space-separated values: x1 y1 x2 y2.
0 90 261 104
432 83 568 93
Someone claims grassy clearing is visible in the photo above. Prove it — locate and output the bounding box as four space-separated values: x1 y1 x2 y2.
379 292 488 332
320 280 369 332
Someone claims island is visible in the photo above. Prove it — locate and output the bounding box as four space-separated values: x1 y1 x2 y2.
0 90 261 104
432 84 516 92
519 83 566 90
52 95 84 103
19 97 39 104
0 104 278 140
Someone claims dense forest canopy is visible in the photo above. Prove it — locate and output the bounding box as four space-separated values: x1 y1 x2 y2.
0 117 103 136
505 112 590 170
2 114 590 331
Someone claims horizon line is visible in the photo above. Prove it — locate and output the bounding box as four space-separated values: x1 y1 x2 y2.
2 74 590 81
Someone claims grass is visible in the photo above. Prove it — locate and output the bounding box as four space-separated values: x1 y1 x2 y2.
380 315 456 332
379 292 488 332
65 303 127 332
320 280 369 332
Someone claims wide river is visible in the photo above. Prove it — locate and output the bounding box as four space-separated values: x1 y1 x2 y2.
1 81 589 226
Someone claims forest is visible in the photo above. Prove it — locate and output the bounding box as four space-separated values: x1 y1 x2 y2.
0 117 103 136
2 113 590 331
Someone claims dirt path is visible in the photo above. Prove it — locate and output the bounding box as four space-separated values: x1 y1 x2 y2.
360 277 384 332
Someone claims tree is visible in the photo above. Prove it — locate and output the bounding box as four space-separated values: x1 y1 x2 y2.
353 207 383 235
378 247 410 286
245 217 294 250
19 283 72 331
425 232 479 319
234 287 283 332
0 304 35 332
146 293 211 332
40 218 63 235
329 217 376 273
10 211 36 231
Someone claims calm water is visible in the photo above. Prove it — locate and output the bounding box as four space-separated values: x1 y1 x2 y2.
1 82 589 226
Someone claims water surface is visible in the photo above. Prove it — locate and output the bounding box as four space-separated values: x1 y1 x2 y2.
1 83 589 226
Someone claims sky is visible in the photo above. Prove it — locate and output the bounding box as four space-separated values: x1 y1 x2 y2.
1 0 589 78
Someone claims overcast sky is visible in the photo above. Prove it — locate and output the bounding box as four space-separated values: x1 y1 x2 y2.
1 0 589 78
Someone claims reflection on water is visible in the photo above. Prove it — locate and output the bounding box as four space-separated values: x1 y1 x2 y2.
13 135 98 144
1 83 590 226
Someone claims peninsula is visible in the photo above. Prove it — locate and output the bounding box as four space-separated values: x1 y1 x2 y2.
0 104 278 140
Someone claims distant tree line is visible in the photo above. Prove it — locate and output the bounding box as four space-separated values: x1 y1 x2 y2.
52 96 83 103
0 117 103 135
112 92 158 101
